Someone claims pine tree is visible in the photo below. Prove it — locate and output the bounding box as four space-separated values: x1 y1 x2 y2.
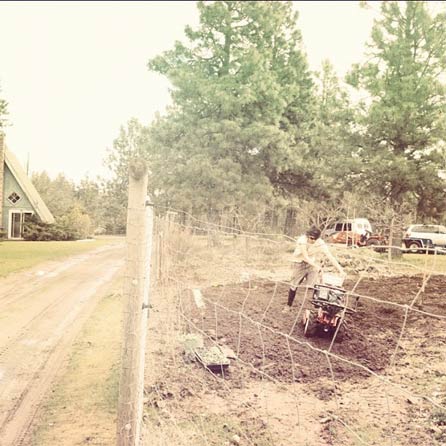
146 1 317 214
347 1 446 218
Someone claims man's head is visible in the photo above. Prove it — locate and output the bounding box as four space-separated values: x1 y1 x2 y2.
306 226 321 242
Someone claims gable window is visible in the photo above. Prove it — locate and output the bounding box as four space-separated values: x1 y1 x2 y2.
8 192 21 204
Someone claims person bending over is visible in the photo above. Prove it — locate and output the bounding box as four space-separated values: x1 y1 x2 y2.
283 225 345 313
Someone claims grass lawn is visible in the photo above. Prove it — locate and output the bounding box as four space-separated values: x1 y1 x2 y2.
396 251 446 274
0 237 123 277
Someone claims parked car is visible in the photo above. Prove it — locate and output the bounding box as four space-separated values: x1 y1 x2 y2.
402 237 436 254
403 224 446 253
324 218 373 238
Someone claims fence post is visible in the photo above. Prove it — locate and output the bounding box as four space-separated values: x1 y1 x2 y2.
117 160 152 446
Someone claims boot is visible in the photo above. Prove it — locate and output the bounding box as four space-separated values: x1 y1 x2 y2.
287 288 296 307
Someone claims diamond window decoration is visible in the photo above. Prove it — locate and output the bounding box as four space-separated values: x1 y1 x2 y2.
8 192 21 204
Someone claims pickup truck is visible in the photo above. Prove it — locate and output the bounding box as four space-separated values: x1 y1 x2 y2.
328 230 387 251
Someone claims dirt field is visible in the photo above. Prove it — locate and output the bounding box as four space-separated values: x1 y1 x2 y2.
180 275 446 383
144 270 446 446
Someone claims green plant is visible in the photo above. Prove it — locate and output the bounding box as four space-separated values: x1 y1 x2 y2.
431 409 446 427
23 210 92 241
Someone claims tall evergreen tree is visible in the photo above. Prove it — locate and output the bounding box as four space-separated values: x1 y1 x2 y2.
347 1 446 218
103 118 150 232
308 60 359 197
146 1 318 214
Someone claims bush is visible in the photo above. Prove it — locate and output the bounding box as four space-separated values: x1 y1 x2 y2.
56 206 92 240
23 216 65 241
23 209 92 241
23 215 50 240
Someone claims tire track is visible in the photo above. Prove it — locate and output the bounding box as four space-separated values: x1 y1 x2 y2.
0 242 125 446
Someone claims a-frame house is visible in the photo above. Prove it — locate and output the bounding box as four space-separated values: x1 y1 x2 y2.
0 133 54 239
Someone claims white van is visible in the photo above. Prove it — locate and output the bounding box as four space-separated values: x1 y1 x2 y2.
325 218 373 237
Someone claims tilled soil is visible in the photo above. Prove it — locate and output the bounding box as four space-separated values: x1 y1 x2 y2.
180 275 446 384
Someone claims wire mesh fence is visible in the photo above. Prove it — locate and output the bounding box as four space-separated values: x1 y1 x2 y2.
141 209 446 446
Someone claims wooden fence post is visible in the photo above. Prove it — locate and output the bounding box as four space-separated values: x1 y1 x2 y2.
117 160 152 446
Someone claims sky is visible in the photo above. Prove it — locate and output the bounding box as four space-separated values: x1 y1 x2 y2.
0 1 380 184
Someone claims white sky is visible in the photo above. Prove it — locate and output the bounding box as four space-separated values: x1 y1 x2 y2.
0 1 379 183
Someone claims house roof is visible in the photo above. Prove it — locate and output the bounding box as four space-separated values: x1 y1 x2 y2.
4 145 55 224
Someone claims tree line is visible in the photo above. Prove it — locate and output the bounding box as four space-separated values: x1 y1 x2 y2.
107 1 446 234
2 1 446 238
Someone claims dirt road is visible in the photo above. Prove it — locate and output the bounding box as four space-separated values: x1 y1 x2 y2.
0 241 125 446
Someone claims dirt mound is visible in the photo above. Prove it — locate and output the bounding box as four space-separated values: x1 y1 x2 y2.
181 275 446 384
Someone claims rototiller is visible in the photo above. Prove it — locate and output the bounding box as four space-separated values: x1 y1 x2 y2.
302 273 356 339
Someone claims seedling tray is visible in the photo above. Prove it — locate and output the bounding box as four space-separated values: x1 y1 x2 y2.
194 346 230 372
